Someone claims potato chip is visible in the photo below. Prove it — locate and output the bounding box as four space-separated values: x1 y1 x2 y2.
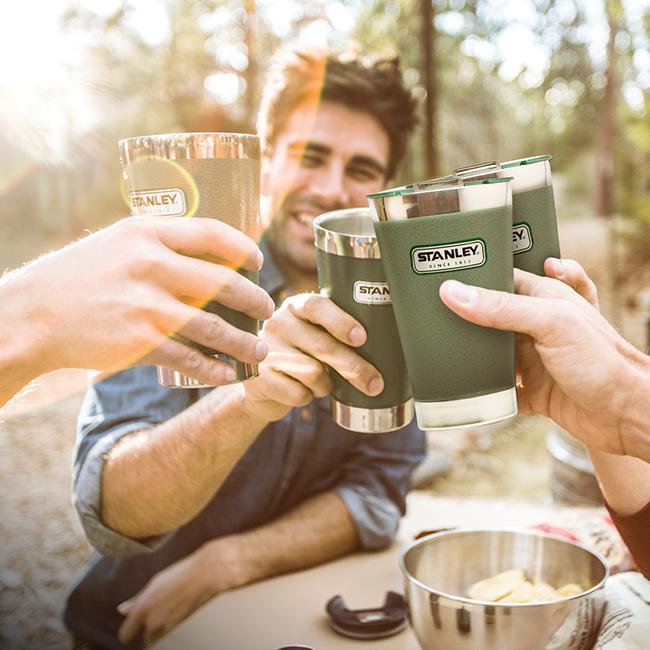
557 583 584 598
498 580 534 603
467 569 526 601
467 571 584 603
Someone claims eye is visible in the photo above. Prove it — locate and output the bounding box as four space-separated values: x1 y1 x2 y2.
300 151 325 168
348 166 381 182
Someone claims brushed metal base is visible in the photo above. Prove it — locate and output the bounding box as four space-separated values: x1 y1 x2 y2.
332 399 414 433
414 387 517 431
157 356 259 388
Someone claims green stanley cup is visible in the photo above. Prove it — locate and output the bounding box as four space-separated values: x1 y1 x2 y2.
119 132 261 388
368 179 517 430
453 155 561 275
314 208 414 433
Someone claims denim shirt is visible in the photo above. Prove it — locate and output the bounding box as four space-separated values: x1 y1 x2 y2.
65 240 426 647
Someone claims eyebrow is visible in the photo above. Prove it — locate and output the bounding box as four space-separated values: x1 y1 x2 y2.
287 140 387 177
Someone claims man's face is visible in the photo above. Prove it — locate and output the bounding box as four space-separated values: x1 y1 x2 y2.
262 100 390 271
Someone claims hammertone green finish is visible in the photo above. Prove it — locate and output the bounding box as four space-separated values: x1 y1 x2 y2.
374 205 515 404
316 251 412 409
123 158 260 380
512 184 561 275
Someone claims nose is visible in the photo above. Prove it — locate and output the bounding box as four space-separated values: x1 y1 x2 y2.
307 159 351 209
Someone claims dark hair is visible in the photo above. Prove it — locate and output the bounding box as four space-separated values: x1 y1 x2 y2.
257 49 418 180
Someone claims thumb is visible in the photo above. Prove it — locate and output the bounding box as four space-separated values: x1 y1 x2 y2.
439 280 555 339
117 599 133 616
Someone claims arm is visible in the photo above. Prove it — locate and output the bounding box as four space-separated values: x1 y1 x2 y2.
101 382 270 539
588 450 650 516
117 491 358 646
116 421 425 645
203 490 358 585
0 273 50 406
98 293 383 541
0 216 273 408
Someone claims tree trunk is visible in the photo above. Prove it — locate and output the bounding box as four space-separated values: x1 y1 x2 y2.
243 0 258 132
420 0 439 178
595 0 621 218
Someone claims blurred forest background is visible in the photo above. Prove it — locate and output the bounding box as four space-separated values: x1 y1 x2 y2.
1 1 649 647
1 0 649 254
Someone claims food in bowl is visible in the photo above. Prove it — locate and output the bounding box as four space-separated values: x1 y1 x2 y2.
401 529 608 650
467 569 584 603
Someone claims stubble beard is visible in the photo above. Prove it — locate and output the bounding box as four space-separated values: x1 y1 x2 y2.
266 215 318 273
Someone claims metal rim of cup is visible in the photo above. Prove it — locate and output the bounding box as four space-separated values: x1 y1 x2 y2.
313 207 381 259
413 388 518 431
400 527 610 608
119 132 259 164
368 177 513 222
332 399 415 434
453 155 552 192
157 361 258 389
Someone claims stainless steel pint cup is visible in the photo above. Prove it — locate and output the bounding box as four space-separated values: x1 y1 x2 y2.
454 155 560 275
314 208 414 433
368 178 517 430
119 132 261 388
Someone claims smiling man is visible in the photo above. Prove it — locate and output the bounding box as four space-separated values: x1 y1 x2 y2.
64 49 423 649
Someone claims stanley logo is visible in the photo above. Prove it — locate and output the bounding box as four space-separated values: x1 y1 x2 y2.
411 240 486 274
129 189 186 216
353 281 392 305
512 223 533 254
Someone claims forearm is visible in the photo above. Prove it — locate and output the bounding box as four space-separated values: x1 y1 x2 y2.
0 349 40 408
101 384 269 538
588 448 650 516
620 353 650 462
0 270 52 407
199 491 359 591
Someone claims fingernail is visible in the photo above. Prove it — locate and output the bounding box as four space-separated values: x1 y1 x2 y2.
349 326 365 346
254 339 268 362
225 366 237 382
443 280 478 305
548 257 564 277
118 600 131 615
255 249 264 270
368 375 384 396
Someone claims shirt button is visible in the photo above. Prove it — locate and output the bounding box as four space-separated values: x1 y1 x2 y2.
300 408 311 421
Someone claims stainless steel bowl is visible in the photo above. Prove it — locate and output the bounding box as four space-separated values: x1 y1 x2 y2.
401 529 608 650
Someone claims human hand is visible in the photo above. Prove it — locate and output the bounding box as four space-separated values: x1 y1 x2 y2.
439 259 649 457
241 293 384 423
3 217 275 386
117 538 246 648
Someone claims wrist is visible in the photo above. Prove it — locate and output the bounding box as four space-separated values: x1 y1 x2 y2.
237 379 279 427
619 354 650 462
197 535 253 594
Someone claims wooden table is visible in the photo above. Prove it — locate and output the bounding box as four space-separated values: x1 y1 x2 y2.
156 495 601 650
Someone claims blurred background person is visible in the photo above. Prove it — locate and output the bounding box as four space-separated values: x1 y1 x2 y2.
64 48 424 648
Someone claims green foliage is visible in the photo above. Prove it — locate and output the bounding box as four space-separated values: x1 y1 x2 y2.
2 0 648 263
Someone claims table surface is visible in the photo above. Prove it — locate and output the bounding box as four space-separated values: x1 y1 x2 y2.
155 495 601 650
